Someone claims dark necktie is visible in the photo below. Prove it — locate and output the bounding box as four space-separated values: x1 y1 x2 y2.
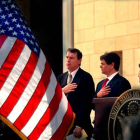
102 78 109 88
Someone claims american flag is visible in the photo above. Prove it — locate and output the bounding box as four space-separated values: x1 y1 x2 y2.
0 0 74 139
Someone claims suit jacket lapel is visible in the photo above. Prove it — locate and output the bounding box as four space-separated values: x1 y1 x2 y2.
72 68 82 84
107 73 120 86
62 72 68 87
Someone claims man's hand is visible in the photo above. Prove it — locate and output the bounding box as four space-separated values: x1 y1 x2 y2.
62 83 77 94
97 86 111 98
73 126 82 138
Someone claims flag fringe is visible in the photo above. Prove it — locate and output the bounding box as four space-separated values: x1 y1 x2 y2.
63 112 76 140
0 114 28 140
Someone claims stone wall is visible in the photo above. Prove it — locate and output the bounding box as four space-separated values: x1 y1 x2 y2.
74 0 140 89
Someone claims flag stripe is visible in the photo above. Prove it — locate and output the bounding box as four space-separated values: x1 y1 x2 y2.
38 91 68 140
0 38 24 89
0 51 38 117
7 50 46 123
50 104 74 140
0 35 7 49
28 83 63 139
14 61 52 130
0 36 16 68
0 43 30 108
21 72 57 136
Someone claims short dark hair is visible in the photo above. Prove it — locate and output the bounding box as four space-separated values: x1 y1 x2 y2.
66 48 82 60
100 52 120 71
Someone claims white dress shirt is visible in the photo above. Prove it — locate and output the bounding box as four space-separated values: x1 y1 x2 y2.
106 71 118 85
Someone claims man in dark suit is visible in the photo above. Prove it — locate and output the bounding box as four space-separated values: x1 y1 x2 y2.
57 48 95 139
94 52 131 98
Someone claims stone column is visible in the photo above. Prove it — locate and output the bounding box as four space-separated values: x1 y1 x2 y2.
63 0 74 72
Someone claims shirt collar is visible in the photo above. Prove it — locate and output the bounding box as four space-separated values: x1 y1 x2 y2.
68 67 79 80
107 71 118 81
